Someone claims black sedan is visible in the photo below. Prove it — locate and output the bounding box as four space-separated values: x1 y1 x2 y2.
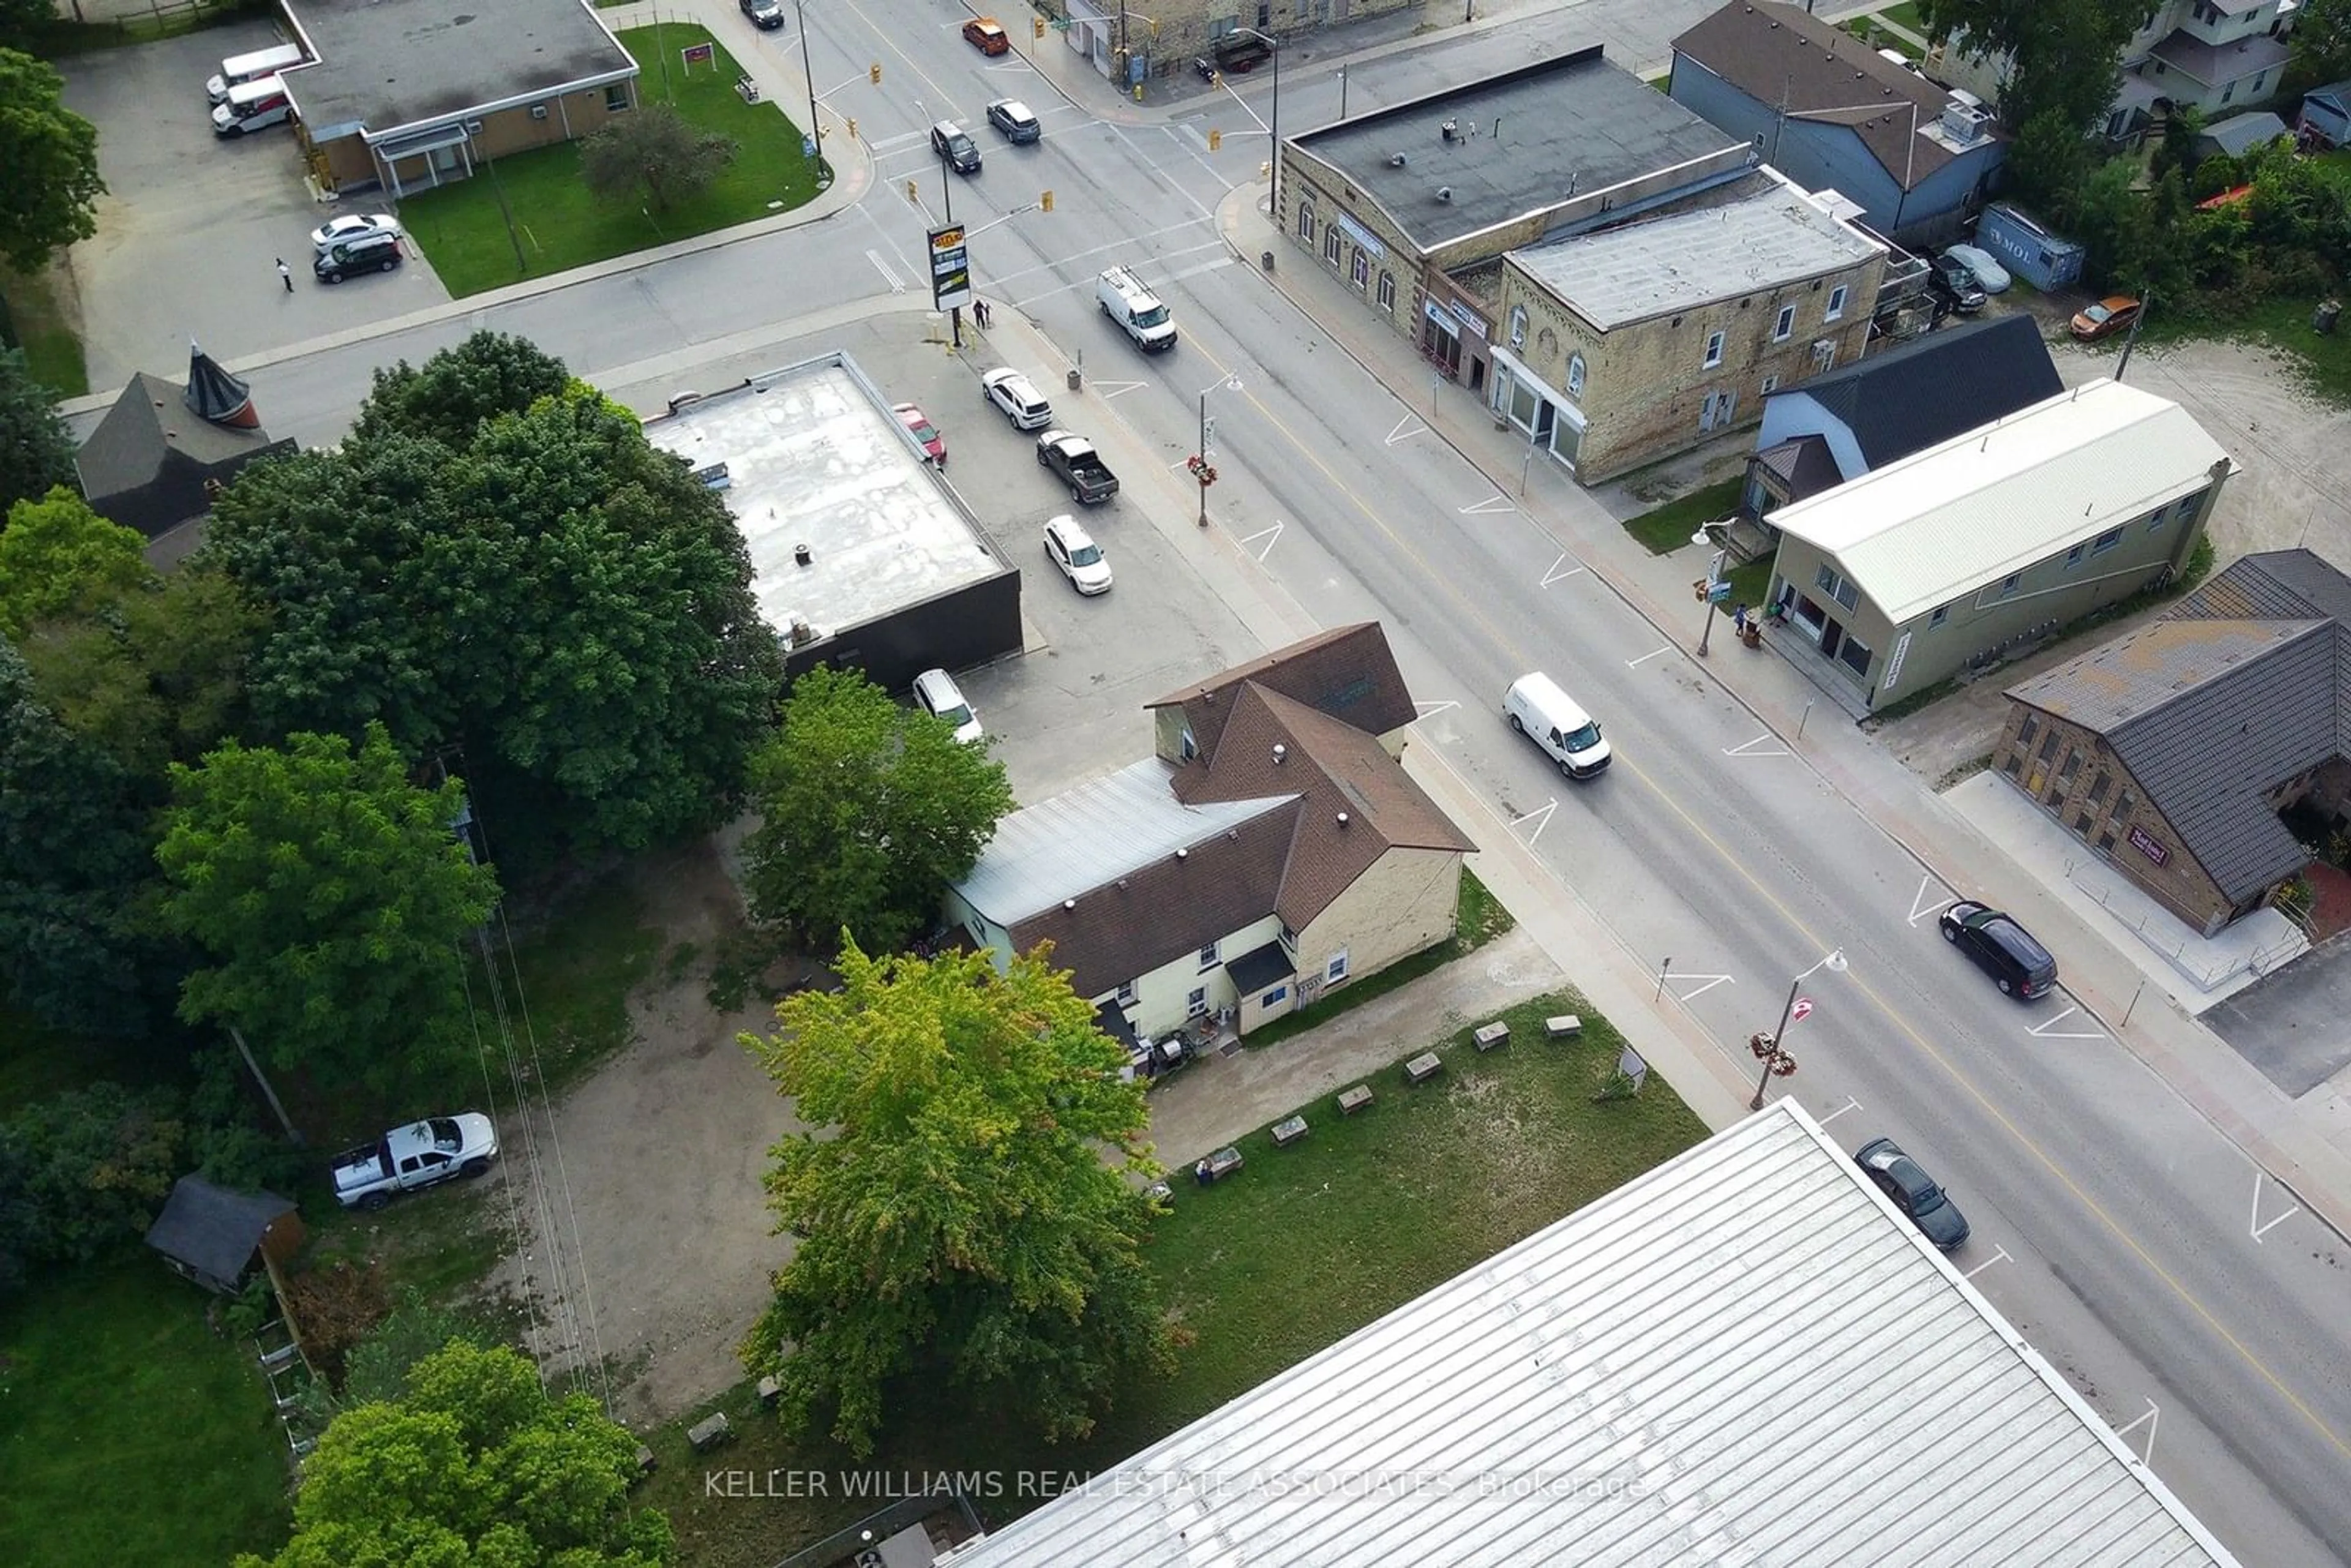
1855 1137 1971 1250
1939 900 2058 999
740 0 785 29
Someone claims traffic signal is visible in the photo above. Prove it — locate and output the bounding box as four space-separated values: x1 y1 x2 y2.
1032 14 1044 36
1040 189 1054 212
846 117 857 140
869 62 882 84
1208 129 1222 151
1208 70 1222 87
906 179 918 202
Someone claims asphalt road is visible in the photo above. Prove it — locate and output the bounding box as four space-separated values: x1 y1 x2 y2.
111 2 2351 1559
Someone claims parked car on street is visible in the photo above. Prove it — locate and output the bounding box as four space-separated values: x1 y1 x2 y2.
1855 1136 1971 1250
1043 514 1112 593
315 232 403 283
740 0 786 27
1928 254 1986 315
334 1114 499 1209
1036 429 1120 504
986 98 1041 143
913 667 983 744
963 17 1009 54
893 401 945 465
2069 295 2143 341
1504 671 1611 779
1939 899 2057 999
982 366 1053 429
310 212 400 252
1942 243 2011 292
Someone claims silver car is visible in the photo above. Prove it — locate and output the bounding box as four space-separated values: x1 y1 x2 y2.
912 667 983 744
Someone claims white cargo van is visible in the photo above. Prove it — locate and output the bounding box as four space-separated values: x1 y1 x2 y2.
212 76 292 137
1504 672 1611 779
1097 266 1177 352
207 43 304 105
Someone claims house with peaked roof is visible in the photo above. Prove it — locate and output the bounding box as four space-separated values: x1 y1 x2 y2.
76 345 294 558
1670 1 2006 244
2300 80 2351 148
1762 379 2236 713
1993 552 2351 937
1737 315 2061 542
947 625 1472 1054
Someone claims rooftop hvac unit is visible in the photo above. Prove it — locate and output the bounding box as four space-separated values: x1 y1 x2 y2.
1938 102 1993 144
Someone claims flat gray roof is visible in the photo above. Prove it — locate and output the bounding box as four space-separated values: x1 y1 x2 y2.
642 355 1007 644
283 0 635 140
1293 46 1744 252
1513 179 1881 329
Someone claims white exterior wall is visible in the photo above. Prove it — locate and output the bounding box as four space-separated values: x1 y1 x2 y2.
1293 848 1464 1008
1119 915 1284 1041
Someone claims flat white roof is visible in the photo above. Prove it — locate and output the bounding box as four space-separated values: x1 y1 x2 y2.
1512 182 1882 330
1769 378 2234 625
943 1103 2237 1567
953 759 1291 925
642 356 1004 642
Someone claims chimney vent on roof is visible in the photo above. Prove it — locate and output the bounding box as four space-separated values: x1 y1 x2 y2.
1337 811 1350 828
1436 186 1453 203
1441 119 1458 142
1063 899 1076 910
1389 152 1408 167
1177 847 1188 860
793 542 813 567
1273 743 1287 763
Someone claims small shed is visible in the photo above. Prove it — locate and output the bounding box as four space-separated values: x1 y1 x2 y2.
2297 80 2351 148
2192 110 2290 164
1972 204 2084 292
143 1175 303 1294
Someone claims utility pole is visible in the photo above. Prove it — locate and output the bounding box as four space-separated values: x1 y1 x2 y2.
2115 292 2151 381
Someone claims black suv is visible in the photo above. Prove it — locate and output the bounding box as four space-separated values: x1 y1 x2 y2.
929 122 981 175
315 232 402 283
1928 254 1986 315
1938 901 2057 999
739 0 784 28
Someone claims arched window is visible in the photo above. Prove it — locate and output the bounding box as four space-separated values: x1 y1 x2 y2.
1566 353 1586 398
1508 305 1528 347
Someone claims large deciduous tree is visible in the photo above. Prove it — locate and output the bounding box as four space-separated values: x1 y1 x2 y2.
155 721 499 1095
740 942 1179 1458
0 345 78 514
0 487 152 639
349 330 573 450
1915 0 2155 134
235 1340 675 1568
2293 0 2351 89
580 103 738 212
0 48 106 269
741 666 1013 955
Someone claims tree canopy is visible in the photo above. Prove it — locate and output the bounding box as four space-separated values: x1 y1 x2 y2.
2293 0 2351 88
155 721 499 1095
580 103 738 212
1915 0 2153 134
0 488 152 639
741 666 1013 954
0 343 78 514
0 48 106 269
740 941 1178 1458
236 1340 675 1568
204 335 783 861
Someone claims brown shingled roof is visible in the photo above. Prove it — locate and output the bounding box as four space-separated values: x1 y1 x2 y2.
1149 623 1417 763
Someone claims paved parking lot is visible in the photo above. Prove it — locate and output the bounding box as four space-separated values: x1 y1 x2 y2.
60 24 448 392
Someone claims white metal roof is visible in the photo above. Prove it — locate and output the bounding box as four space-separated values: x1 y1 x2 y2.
953 759 1291 925
942 1102 2236 1568
1511 182 1883 330
1768 379 2235 625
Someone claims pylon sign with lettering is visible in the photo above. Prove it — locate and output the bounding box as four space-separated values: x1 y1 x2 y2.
928 225 971 312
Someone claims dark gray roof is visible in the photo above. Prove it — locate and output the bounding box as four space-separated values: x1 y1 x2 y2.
2196 111 2290 157
1753 434 1844 501
1782 315 2059 475
1291 46 1744 252
143 1175 297 1292
1226 940 1294 994
2147 28 2290 87
75 372 294 539
283 0 636 140
2306 80 2351 114
2006 551 2351 902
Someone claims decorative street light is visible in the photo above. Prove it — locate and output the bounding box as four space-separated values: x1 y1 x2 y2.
1750 948 1846 1110
1234 28 1280 220
1193 372 1241 528
1693 528 1727 657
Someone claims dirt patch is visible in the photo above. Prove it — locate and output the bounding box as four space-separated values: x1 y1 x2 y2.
486 830 803 1428
2304 862 2351 943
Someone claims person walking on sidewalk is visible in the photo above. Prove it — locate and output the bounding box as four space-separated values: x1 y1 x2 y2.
276 257 293 293
973 298 991 329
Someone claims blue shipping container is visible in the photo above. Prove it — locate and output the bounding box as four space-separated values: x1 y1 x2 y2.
1973 204 2084 291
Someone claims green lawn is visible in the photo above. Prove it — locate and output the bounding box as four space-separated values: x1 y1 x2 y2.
637 991 1709 1566
1 266 89 397
0 1256 290 1567
1243 868 1513 1049
399 23 823 297
1875 0 1925 36
1624 476 1743 554
2232 294 2351 407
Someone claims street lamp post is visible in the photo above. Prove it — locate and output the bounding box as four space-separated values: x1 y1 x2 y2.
1693 533 1726 657
794 0 822 182
1235 28 1280 220
1750 948 1846 1110
1193 372 1240 528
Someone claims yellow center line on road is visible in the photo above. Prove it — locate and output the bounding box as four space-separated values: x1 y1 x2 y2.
1185 335 2351 1466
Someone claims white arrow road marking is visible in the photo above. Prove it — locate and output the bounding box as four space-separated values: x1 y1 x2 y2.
2113 1400 2160 1465
1237 520 1283 561
1909 877 1957 926
1628 646 1673 667
1092 380 1149 398
1385 415 1428 445
866 250 906 291
1670 973 1734 1002
1541 552 1586 586
1723 734 1793 757
1817 1097 1861 1125
1510 800 1557 846
2028 1007 2105 1041
1460 492 1516 516
1962 1247 2011 1280
2251 1172 2301 1242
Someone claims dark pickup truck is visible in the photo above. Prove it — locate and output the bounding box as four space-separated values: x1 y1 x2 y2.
1194 32 1272 78
1036 430 1120 505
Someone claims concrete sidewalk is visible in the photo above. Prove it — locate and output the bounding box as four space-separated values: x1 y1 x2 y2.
1207 180 2351 1242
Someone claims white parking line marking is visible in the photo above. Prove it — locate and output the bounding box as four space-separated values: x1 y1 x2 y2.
2028 1007 2105 1041
1090 380 1148 398
2113 1400 2160 1464
865 249 907 291
1510 800 1557 845
1237 520 1283 561
1909 877 1957 926
1962 1246 2011 1280
1540 553 1586 586
1723 734 1793 757
2251 1173 2301 1242
1385 415 1428 445
1669 973 1734 1001
1817 1097 1861 1125
1413 700 1460 719
1628 646 1673 667
1459 492 1515 516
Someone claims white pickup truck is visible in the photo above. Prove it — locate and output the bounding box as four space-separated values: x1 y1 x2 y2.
1097 266 1177 352
333 1113 500 1209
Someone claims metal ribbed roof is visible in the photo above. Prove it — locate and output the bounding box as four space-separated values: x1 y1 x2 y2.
1767 380 2233 625
943 1103 2235 1567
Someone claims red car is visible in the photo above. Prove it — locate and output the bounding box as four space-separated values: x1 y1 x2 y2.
893 402 945 467
962 18 1008 54
2070 295 2142 341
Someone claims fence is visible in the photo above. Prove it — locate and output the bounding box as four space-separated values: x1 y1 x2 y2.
45 0 249 45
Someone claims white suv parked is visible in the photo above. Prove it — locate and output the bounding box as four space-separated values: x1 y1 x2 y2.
913 668 983 744
981 367 1054 430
